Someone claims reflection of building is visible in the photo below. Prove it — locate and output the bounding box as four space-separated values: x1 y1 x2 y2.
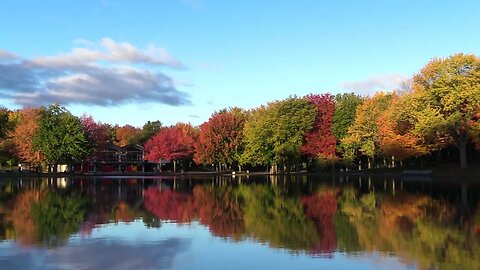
74 143 156 173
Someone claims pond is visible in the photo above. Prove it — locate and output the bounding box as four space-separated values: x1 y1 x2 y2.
0 175 479 270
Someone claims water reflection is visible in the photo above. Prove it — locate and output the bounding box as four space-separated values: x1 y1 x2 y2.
0 176 479 270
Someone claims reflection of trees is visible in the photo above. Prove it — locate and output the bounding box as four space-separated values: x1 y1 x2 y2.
193 185 245 238
4 189 90 247
301 189 338 255
238 184 319 251
338 188 480 270
143 188 195 223
31 191 90 247
113 202 136 223
0 182 16 241
9 190 42 246
143 184 321 252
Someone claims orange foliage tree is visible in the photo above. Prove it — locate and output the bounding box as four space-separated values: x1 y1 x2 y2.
9 108 44 166
342 92 393 168
115 125 140 147
377 94 428 161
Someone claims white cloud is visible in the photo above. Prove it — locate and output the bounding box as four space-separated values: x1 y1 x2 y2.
340 73 409 95
0 38 191 107
30 38 185 69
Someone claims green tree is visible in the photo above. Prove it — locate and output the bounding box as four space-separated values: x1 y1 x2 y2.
411 53 480 169
0 108 18 169
32 105 93 172
242 97 316 172
129 120 162 145
0 107 10 139
332 93 365 166
332 93 364 142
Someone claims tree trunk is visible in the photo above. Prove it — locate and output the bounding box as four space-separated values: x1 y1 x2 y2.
173 160 177 173
459 141 468 169
458 126 469 169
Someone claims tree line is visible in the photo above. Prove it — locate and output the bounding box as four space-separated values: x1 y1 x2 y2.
0 53 479 172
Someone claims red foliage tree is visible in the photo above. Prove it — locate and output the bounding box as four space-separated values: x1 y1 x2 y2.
302 190 338 255
143 187 195 223
194 108 245 169
144 123 196 172
80 115 111 151
301 94 336 158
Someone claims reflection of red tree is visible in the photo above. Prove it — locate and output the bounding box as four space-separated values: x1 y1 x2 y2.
143 188 195 223
302 191 338 255
193 186 245 238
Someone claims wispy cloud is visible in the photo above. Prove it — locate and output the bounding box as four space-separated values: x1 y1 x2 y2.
0 38 191 107
340 73 409 95
0 49 18 61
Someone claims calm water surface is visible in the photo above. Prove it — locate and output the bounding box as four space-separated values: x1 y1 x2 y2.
0 175 479 270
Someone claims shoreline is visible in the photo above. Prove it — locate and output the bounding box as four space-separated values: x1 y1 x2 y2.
1 167 480 181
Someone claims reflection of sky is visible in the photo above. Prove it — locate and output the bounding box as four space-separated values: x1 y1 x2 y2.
0 221 410 270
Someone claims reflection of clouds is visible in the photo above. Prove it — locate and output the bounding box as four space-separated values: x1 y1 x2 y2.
0 238 189 270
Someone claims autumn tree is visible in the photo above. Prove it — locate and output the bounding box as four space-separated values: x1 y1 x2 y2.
32 105 93 172
242 97 316 172
144 123 196 172
80 115 114 152
376 94 429 162
472 111 480 151
194 108 246 171
301 94 336 166
114 124 140 147
411 53 480 169
342 92 394 169
9 108 44 167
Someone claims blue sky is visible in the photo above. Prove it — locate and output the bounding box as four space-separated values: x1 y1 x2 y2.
0 0 479 127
